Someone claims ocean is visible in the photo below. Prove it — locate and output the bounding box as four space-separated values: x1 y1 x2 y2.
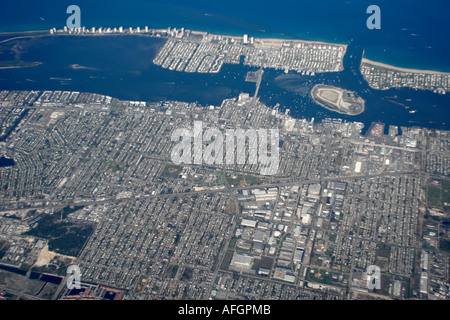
0 0 449 131
1 0 449 71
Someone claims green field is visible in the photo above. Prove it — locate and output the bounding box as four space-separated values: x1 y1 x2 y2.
219 250 234 271
328 233 337 243
228 237 237 249
428 186 442 207
443 180 450 207
161 164 183 178
306 268 330 284
427 179 450 209
107 162 123 172
376 243 390 258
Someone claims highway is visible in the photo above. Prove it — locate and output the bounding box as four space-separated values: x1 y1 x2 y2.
0 169 418 214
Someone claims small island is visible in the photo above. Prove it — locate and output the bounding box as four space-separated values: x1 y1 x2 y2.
311 84 365 115
0 60 42 69
69 64 98 70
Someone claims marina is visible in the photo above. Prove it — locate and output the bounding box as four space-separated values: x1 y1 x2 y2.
0 27 449 132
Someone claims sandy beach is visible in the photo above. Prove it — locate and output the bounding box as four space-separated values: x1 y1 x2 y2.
361 57 450 75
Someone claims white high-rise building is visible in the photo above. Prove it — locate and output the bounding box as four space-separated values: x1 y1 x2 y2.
243 34 248 44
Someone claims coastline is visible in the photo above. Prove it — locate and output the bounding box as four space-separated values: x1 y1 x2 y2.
3 27 450 76
0 27 348 49
361 57 450 76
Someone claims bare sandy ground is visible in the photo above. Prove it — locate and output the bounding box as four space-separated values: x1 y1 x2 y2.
33 244 75 268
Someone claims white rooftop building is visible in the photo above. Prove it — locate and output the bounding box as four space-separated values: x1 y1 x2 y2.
241 218 257 228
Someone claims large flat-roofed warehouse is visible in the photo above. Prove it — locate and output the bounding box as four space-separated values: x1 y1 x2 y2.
241 218 257 228
230 252 254 268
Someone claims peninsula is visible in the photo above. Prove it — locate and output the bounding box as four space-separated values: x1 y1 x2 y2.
152 30 347 74
48 25 347 74
360 57 450 94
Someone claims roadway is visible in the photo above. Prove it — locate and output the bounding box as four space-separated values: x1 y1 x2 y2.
0 169 418 214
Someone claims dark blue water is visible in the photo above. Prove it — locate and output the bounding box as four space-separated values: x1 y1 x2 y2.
1 0 449 71
0 264 27 275
40 273 63 284
0 1 449 130
0 36 256 104
0 156 15 167
262 42 450 130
